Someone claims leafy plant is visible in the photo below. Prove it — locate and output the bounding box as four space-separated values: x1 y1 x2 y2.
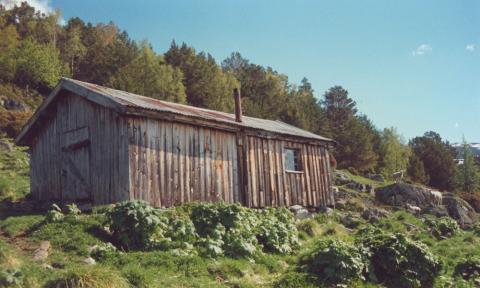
45 203 64 223
424 216 460 239
0 268 23 287
66 203 82 216
106 200 167 250
299 239 369 286
360 232 441 288
256 208 299 254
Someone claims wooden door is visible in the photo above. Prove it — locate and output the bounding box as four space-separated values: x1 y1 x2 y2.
61 127 91 202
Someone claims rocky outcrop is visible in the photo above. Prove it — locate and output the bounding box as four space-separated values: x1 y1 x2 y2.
442 193 478 227
375 183 443 208
366 173 385 182
3 98 28 111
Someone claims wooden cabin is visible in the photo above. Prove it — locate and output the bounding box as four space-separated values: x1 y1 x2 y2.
15 78 335 208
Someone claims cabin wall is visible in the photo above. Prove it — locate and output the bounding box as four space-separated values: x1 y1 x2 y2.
30 93 130 204
242 136 334 208
127 117 240 207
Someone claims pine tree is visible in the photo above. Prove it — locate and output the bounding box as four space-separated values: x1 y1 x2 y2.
456 138 480 192
407 153 429 184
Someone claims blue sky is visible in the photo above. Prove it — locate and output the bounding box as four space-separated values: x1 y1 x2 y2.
26 0 480 142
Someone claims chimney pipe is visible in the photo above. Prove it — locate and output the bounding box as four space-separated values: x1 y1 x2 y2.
233 88 242 123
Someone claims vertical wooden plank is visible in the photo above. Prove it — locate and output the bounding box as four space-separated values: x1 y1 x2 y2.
248 137 257 207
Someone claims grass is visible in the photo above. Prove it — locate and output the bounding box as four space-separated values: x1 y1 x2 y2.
0 138 30 202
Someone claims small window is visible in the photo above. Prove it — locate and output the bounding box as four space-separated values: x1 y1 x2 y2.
285 148 302 172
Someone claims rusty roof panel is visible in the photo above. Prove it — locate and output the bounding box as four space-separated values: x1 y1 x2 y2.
65 78 333 142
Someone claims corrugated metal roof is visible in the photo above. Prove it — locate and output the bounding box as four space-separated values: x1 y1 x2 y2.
65 78 333 142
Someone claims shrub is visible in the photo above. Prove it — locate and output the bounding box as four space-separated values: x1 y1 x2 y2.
66 203 82 216
0 268 23 287
106 200 167 250
454 258 480 281
360 232 441 288
90 243 117 261
191 202 299 258
45 203 64 223
191 202 260 258
298 239 369 286
424 216 460 239
255 208 299 253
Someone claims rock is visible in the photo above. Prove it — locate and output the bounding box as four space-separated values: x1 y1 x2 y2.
367 173 385 182
361 207 389 221
335 199 347 209
421 204 449 218
442 193 478 228
83 257 96 265
340 214 361 229
376 183 443 209
3 98 27 111
33 241 50 261
406 203 422 215
41 263 54 270
289 205 313 219
334 170 351 185
318 206 333 215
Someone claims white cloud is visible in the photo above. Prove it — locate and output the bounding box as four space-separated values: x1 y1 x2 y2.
412 44 432 56
466 44 475 52
1 0 55 15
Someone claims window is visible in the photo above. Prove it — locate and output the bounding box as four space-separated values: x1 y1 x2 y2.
285 148 302 172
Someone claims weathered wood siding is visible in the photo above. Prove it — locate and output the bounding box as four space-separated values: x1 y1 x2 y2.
127 117 240 207
30 92 130 204
242 136 334 208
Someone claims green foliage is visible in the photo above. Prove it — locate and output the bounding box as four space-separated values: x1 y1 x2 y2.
299 239 369 286
48 265 130 288
456 138 480 193
424 216 460 239
165 42 239 112
66 203 81 216
273 272 317 288
409 131 457 191
45 203 64 223
0 268 23 287
0 138 30 201
407 153 429 185
360 232 441 288
379 127 411 178
109 42 187 103
14 37 66 88
106 200 167 250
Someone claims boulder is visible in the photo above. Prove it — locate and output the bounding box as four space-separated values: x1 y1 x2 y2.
361 207 389 221
3 98 27 111
421 204 450 218
288 205 313 219
366 173 385 182
442 193 478 228
334 170 351 185
318 206 334 215
33 241 50 261
375 183 443 209
83 257 96 265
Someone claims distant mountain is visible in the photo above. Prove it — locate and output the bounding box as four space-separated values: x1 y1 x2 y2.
451 143 480 158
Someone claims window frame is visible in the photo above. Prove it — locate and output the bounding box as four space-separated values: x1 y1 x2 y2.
284 147 303 173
